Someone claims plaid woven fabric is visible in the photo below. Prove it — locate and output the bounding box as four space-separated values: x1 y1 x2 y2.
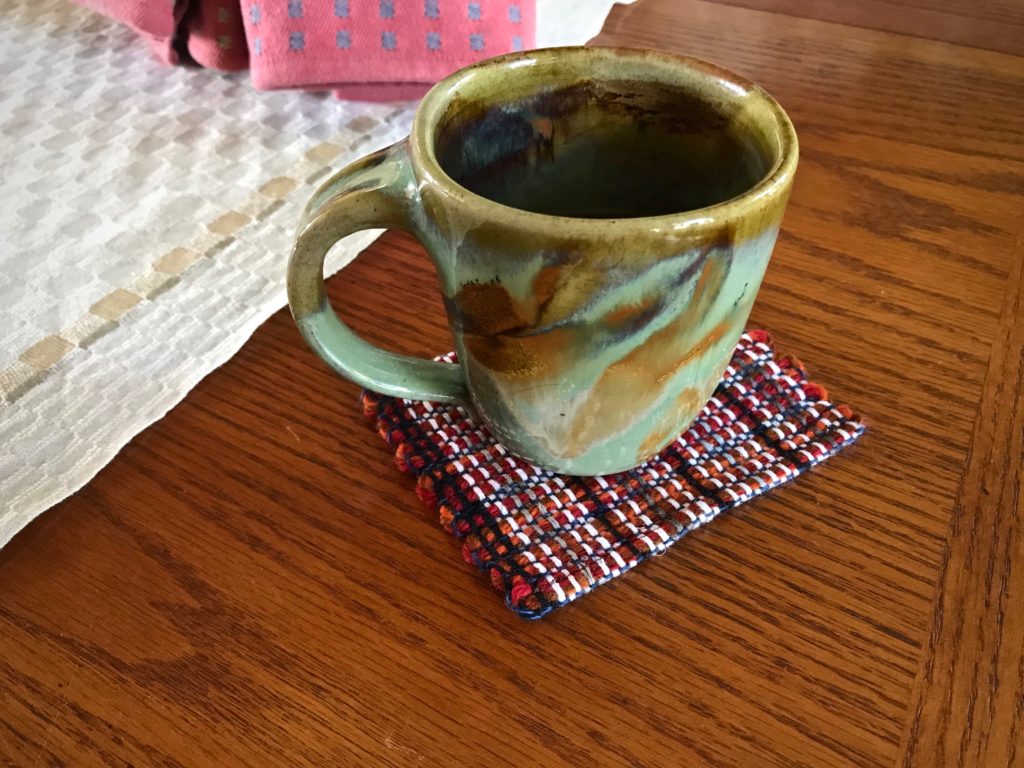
361 330 865 619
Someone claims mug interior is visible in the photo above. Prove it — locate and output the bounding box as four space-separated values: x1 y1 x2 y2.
427 48 788 220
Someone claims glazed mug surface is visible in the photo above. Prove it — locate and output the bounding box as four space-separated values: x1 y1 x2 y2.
288 46 798 475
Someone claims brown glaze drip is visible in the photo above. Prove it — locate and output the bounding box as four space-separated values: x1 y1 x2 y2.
464 334 546 377
452 282 529 335
531 264 563 311
456 264 572 378
466 323 581 380
603 295 664 333
560 252 732 458
636 387 705 460
456 246 740 458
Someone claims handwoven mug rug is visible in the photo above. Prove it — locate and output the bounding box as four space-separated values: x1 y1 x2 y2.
362 331 865 618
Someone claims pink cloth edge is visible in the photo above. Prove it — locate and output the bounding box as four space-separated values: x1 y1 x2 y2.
71 0 537 92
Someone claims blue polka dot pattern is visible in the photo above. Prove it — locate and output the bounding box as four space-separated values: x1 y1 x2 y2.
224 0 537 93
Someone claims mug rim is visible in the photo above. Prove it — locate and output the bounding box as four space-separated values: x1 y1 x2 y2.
410 46 798 237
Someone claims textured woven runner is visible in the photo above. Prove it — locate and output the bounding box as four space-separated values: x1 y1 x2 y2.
361 330 865 618
0 0 629 549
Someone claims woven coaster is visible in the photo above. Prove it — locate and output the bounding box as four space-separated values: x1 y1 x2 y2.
361 330 865 619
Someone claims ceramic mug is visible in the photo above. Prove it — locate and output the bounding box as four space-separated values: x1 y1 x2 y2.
288 46 798 475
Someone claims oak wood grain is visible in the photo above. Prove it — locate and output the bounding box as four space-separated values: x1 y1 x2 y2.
2 1 1023 766
700 0 1024 55
900 228 1024 767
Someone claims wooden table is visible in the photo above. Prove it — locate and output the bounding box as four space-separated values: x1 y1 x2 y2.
3 1 1022 766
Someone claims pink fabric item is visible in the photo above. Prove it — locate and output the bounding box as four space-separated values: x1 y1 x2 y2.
242 0 536 91
185 0 250 72
71 0 536 100
73 0 187 65
333 82 433 101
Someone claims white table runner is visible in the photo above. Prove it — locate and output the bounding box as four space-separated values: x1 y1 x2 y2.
0 0 634 547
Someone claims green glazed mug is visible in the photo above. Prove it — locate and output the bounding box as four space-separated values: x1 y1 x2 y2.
288 46 798 475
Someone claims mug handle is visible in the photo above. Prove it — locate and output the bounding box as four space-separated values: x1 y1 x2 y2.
287 142 468 403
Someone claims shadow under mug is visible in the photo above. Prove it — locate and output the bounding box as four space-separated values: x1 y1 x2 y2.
288 46 798 475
